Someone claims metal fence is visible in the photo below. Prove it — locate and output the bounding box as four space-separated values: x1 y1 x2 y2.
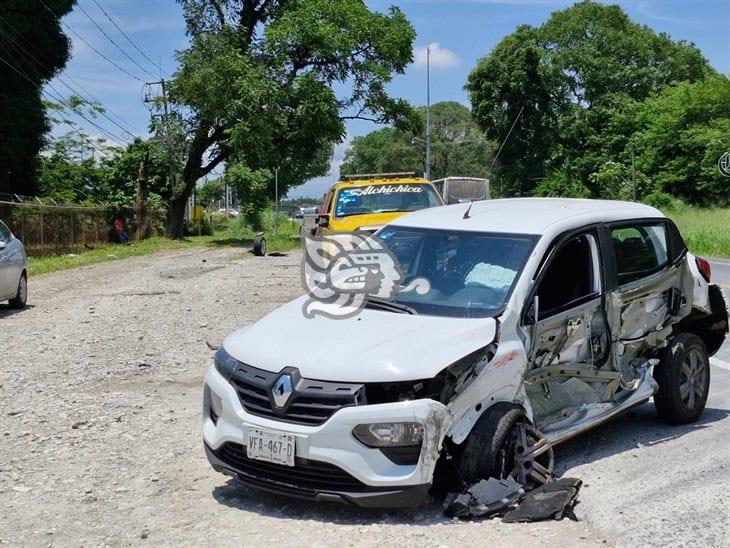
0 200 165 257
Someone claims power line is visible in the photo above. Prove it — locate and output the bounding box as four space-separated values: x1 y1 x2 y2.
74 1 158 80
0 47 127 147
89 0 166 77
0 18 142 138
38 0 146 83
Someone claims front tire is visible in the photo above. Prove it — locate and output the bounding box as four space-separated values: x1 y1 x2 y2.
9 272 27 309
457 403 553 486
653 333 710 424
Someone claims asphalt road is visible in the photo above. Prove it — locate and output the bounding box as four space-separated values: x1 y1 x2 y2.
557 257 730 546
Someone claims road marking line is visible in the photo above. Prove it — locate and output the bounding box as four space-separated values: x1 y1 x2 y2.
710 358 730 371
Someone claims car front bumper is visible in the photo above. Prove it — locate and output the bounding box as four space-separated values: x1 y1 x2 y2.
202 364 451 508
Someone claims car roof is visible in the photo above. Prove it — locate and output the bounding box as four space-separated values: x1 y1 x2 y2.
390 198 665 236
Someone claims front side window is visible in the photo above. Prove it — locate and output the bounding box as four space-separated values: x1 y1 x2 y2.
611 223 668 284
535 234 599 317
335 184 441 219
376 227 537 318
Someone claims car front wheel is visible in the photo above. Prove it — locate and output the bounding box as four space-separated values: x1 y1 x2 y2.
8 272 27 309
458 403 554 487
653 333 710 424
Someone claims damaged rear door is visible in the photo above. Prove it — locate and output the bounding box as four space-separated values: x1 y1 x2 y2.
602 220 694 389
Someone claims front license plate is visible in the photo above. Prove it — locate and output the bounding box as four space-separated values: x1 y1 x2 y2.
246 428 295 467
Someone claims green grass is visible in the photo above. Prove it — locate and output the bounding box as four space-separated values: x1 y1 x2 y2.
30 206 726 276
665 207 730 259
27 215 301 277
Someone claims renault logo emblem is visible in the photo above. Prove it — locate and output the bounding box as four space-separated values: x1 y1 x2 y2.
272 373 294 408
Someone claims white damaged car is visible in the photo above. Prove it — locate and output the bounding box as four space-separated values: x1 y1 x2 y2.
203 198 728 507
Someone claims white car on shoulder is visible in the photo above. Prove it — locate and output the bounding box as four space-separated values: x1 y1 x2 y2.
0 220 27 309
202 198 728 508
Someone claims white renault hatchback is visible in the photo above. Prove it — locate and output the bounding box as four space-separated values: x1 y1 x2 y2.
203 199 727 507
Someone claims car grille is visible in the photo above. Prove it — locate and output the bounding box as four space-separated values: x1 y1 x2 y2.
228 362 363 426
215 442 372 493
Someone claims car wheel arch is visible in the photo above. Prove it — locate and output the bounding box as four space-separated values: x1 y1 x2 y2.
447 393 534 445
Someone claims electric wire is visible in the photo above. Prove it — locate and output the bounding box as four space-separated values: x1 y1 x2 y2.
0 47 127 148
74 1 158 80
89 0 167 77
38 0 146 83
0 17 142 138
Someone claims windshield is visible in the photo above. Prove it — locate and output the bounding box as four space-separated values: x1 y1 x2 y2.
335 183 441 219
376 227 538 318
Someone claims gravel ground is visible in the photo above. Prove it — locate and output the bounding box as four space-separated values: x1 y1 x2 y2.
1 246 607 547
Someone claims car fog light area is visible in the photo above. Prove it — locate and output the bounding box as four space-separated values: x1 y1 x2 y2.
207 386 223 424
352 422 423 447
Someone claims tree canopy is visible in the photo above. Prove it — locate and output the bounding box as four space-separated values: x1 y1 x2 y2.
0 0 76 196
166 0 417 237
466 0 720 201
340 101 495 182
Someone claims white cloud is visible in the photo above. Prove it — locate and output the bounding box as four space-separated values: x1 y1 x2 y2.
413 43 461 70
287 139 352 199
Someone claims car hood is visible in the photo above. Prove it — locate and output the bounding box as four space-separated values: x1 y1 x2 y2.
223 296 498 383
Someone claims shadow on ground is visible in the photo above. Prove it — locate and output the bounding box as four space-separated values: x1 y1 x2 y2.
555 403 730 474
212 478 447 525
207 237 255 248
0 304 35 318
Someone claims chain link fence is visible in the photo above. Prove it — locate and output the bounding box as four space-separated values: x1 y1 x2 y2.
0 198 166 257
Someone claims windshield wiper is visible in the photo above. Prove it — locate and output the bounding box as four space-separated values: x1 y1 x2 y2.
365 297 417 315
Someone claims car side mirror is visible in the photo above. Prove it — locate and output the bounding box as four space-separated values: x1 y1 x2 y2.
318 214 330 228
0 241 6 251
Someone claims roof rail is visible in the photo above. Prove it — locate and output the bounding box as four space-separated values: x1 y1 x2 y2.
341 172 421 181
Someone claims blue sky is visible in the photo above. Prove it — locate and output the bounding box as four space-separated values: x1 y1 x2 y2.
46 0 730 198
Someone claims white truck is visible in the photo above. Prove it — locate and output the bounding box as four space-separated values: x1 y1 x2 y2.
431 177 490 205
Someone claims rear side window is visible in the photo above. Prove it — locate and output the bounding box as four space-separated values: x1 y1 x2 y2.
611 223 668 284
0 221 10 242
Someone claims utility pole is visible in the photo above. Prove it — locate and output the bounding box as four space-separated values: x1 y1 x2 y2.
143 79 178 213
224 172 229 213
425 45 432 181
631 145 637 202
274 167 280 230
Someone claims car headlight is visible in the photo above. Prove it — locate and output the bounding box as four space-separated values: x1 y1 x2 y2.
352 422 423 447
213 347 238 379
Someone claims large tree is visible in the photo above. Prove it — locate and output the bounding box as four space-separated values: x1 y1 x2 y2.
0 0 75 196
340 101 495 182
630 76 730 207
466 0 714 198
167 0 416 238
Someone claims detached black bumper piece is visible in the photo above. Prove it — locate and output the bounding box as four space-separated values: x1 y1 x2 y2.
205 442 429 508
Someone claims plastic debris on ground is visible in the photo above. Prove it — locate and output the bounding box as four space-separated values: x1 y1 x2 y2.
502 477 582 523
443 477 582 522
444 477 524 519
